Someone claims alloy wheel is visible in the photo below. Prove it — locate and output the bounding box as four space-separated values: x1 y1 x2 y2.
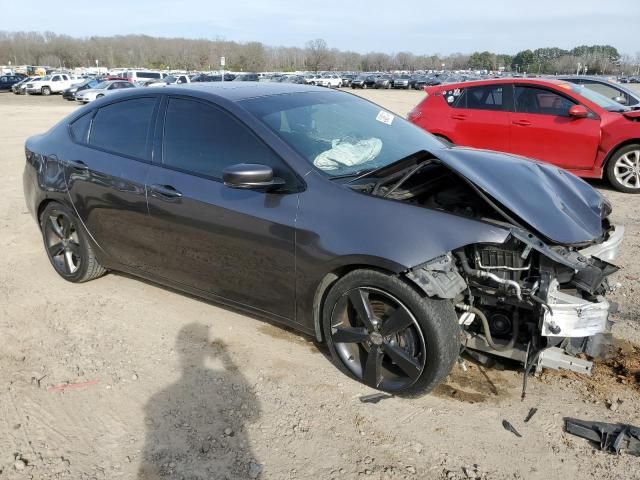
44 211 82 275
613 149 640 190
330 287 426 390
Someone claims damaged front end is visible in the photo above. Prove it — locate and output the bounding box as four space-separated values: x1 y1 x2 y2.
352 149 625 380
407 224 623 378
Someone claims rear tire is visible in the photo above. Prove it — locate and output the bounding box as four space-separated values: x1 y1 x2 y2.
322 269 460 395
40 202 106 283
606 144 640 193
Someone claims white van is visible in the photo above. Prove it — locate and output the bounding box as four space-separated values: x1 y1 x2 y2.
122 70 165 85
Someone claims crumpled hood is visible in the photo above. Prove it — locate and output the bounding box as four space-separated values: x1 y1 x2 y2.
434 146 607 245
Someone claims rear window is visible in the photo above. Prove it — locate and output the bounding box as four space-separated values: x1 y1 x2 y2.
89 97 156 159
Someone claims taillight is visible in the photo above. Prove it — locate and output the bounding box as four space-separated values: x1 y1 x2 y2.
407 107 421 122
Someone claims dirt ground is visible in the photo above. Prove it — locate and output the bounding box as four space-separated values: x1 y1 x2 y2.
0 88 639 480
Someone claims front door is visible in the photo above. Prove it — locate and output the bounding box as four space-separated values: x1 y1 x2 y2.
509 85 600 170
143 96 299 320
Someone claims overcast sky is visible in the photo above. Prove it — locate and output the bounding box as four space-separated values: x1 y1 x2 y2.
2 0 638 55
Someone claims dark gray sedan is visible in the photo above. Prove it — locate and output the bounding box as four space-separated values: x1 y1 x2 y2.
23 83 622 394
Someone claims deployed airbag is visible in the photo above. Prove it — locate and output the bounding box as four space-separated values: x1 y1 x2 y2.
314 138 382 171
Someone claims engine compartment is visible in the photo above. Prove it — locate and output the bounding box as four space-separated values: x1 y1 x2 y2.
351 161 507 224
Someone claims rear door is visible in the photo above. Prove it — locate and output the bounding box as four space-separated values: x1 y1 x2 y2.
509 84 600 170
63 96 159 267
444 83 511 151
143 96 300 319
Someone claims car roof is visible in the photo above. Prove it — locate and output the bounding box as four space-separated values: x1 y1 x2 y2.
137 81 327 101
432 77 575 89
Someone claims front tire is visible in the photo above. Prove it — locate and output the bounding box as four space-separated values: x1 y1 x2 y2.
606 144 640 193
40 202 106 283
322 269 459 394
41 86 51 96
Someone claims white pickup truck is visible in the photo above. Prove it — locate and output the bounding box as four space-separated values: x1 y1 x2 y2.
25 74 82 96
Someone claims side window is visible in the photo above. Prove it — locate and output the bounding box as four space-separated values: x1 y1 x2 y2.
465 85 505 110
162 98 294 184
52 76 60 82
0 77 6 82
89 97 156 159
446 88 467 108
514 86 575 116
69 112 93 144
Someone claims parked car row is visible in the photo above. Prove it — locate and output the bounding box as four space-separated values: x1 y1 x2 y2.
0 73 27 90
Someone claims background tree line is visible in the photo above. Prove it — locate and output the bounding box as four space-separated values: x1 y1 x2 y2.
0 31 637 74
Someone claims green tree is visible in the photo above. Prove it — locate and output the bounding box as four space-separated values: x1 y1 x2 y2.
511 49 535 72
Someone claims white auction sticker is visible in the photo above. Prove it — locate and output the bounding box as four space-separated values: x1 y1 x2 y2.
376 110 394 125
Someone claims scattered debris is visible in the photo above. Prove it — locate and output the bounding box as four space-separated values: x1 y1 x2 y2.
502 419 522 438
524 407 538 423
248 461 263 479
565 418 640 456
359 392 393 404
47 379 99 393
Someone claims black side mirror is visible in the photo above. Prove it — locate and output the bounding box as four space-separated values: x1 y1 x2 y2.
223 163 285 191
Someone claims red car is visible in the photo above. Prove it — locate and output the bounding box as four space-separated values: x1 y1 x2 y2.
408 78 640 193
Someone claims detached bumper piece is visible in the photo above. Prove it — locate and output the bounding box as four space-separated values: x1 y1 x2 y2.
542 288 610 338
565 418 640 456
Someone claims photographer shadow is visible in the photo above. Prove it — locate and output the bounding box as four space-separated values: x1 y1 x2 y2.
138 322 261 479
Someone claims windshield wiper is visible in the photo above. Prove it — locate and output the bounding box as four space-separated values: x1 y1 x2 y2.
380 159 432 198
329 168 378 180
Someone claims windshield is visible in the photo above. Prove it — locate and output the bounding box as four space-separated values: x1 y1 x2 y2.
240 91 444 177
94 81 109 89
40 75 52 81
569 83 628 111
163 75 177 83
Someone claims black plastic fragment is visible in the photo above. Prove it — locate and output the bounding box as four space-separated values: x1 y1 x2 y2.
565 418 640 456
502 419 522 438
359 393 393 404
524 408 538 423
